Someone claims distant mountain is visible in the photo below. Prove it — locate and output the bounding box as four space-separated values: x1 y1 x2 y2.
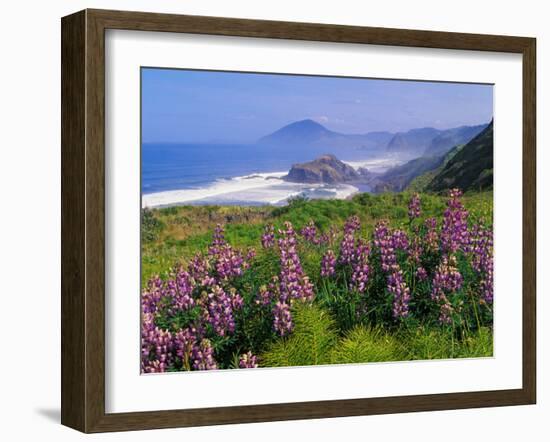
386 127 441 155
258 119 490 158
258 119 392 150
427 121 493 192
424 124 487 157
259 119 337 145
351 131 394 149
386 124 488 157
283 154 361 184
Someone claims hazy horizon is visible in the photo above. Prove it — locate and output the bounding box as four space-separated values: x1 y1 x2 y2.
142 68 493 144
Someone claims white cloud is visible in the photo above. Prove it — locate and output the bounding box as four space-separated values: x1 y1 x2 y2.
311 115 330 123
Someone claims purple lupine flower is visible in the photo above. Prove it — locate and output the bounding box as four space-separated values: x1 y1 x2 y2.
374 221 397 272
415 266 428 281
214 244 246 279
339 215 361 264
238 351 259 368
143 269 195 319
172 267 195 311
469 224 493 273
205 224 249 280
208 224 226 256
438 301 454 325
277 221 315 303
255 284 272 306
321 249 337 277
141 313 156 371
431 255 463 324
480 267 494 304
300 276 315 302
469 223 494 303
188 253 215 287
392 229 409 251
246 247 256 262
374 221 411 318
432 256 463 293
408 193 422 220
324 227 338 246
351 240 370 293
424 217 439 253
174 327 197 370
191 339 218 370
201 284 236 337
141 275 164 315
300 220 318 244
141 317 174 373
230 287 244 310
344 215 361 234
273 301 293 336
441 189 470 254
408 236 423 266
481 257 494 305
388 269 411 319
339 231 356 265
261 224 275 249
317 233 329 246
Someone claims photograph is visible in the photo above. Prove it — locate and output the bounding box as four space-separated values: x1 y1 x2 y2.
140 68 494 373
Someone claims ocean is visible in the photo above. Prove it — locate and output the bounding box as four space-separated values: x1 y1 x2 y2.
141 143 401 208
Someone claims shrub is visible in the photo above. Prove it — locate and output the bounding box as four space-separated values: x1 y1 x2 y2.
141 208 164 243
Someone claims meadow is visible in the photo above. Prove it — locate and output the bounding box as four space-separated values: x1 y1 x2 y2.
141 190 494 372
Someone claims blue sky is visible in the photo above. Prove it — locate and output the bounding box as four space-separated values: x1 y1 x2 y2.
142 68 493 144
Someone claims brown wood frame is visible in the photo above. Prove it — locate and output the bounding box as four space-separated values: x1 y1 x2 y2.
61 8 536 433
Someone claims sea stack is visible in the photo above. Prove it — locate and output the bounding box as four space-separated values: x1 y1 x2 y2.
283 154 360 184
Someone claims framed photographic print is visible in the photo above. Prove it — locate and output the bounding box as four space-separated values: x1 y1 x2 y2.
61 9 536 433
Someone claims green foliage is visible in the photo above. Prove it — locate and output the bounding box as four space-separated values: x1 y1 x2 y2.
260 309 493 367
261 303 338 367
330 326 407 363
401 326 493 360
141 208 165 243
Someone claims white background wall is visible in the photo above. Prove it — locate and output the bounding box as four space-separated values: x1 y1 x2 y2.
0 0 547 440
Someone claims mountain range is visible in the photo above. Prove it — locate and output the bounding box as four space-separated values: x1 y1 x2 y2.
272 119 493 194
258 119 393 150
376 120 494 193
258 119 488 157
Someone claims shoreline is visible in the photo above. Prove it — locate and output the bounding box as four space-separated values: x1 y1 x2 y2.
141 156 402 209
142 182 360 209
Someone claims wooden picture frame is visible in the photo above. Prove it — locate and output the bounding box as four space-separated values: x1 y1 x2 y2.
61 8 536 433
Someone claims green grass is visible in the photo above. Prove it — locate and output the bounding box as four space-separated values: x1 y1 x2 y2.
260 303 492 367
142 191 493 283
260 303 338 367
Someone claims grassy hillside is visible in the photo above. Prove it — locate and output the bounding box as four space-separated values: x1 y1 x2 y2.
142 191 493 284
406 144 464 192
373 155 444 192
427 121 493 192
